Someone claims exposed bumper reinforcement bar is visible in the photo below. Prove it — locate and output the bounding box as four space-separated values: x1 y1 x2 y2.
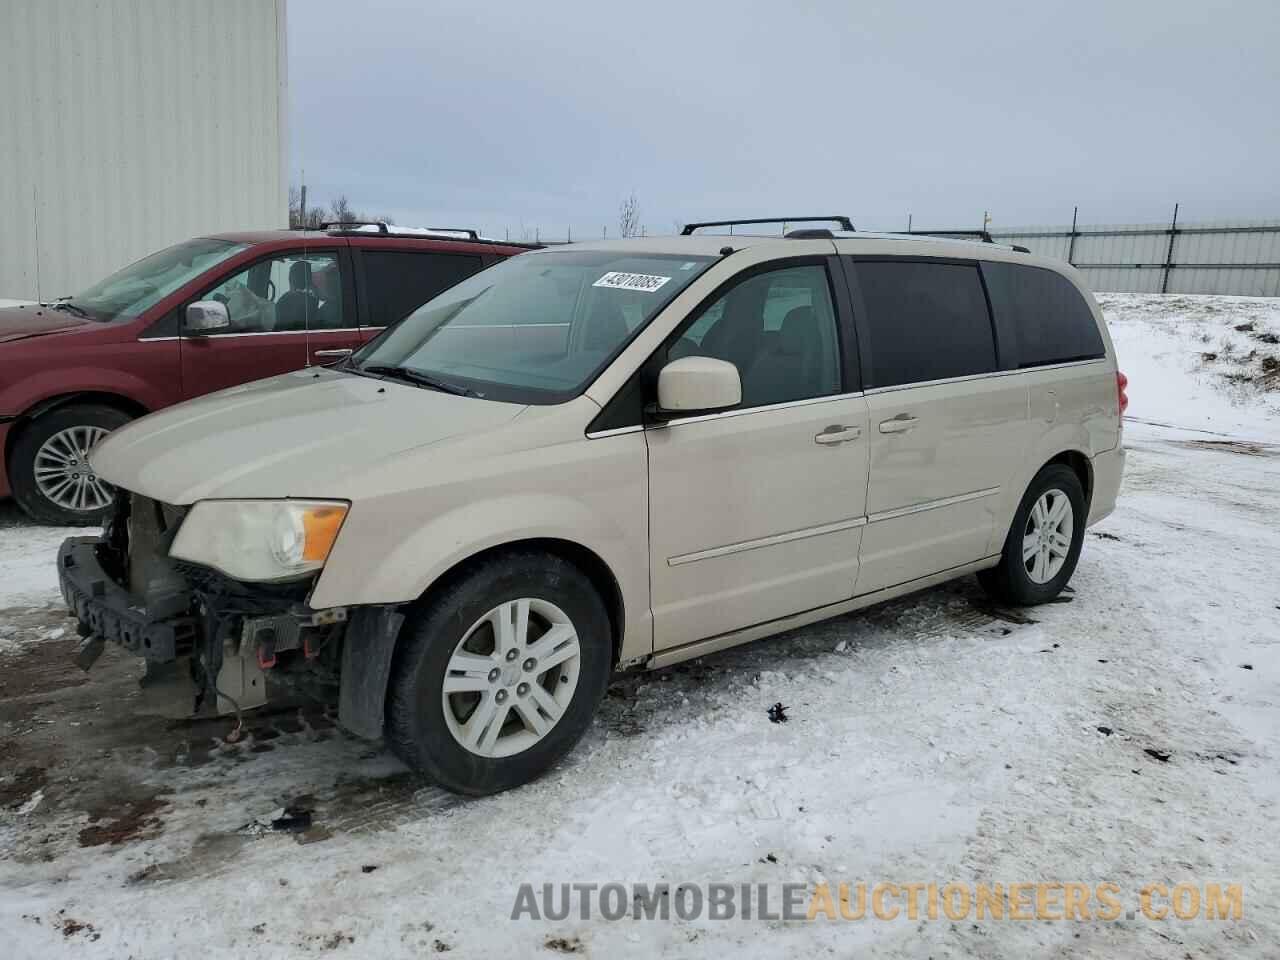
57 537 198 664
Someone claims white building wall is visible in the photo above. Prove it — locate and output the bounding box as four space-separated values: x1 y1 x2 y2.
0 0 288 300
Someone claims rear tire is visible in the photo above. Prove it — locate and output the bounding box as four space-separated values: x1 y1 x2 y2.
978 464 1086 606
385 551 612 795
9 404 131 525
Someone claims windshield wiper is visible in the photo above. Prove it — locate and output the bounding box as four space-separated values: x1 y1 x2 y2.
52 301 95 320
357 364 480 397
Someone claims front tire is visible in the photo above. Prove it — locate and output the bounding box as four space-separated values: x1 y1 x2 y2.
385 551 612 795
9 404 131 525
978 464 1086 606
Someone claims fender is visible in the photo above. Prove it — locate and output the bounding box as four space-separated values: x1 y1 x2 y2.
986 421 1094 555
6 367 167 423
311 491 652 664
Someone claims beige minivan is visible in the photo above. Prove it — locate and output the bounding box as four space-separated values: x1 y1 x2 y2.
60 218 1126 794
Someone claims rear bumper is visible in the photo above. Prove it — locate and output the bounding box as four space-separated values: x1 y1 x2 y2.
1087 444 1126 525
57 536 198 663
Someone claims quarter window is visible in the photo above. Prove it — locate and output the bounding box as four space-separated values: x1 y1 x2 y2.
981 261 1105 367
852 260 996 388
665 264 841 408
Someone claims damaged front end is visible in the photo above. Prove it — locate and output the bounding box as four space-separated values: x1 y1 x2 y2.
58 492 401 738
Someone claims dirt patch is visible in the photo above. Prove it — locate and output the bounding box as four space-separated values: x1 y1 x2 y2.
78 789 170 847
0 764 48 810
0 612 87 699
57 914 100 941
1179 439 1276 457
545 935 585 953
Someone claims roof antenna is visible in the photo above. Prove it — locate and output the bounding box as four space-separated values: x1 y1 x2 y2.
302 240 312 368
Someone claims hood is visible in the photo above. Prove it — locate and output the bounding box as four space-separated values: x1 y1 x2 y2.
0 303 96 343
90 368 527 504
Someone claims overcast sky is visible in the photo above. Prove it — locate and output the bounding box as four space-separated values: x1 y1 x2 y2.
289 0 1280 238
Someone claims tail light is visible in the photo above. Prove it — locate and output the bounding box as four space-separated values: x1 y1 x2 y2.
1116 371 1129 415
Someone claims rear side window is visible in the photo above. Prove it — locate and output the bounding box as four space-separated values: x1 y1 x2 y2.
981 262 1105 367
852 260 996 388
360 251 483 328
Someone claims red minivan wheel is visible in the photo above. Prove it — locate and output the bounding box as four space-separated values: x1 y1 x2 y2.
9 404 131 525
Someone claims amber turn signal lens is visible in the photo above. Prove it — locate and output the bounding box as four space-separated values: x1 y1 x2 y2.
301 505 348 562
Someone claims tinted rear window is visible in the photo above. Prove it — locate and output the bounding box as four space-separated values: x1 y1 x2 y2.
981 262 1105 367
852 260 996 388
360 250 484 328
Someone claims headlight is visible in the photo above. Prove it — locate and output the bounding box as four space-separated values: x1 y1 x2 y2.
169 500 349 582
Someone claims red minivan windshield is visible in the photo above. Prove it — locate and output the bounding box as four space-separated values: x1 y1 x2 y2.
60 238 250 322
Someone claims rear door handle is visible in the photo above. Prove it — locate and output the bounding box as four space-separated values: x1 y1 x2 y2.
312 348 353 358
878 415 919 434
815 425 861 444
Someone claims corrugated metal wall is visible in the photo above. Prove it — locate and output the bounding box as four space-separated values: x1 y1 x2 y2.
991 219 1280 296
0 0 288 300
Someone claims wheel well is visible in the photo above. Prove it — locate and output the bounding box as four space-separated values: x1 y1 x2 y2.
5 392 147 466
414 538 626 667
1046 450 1093 506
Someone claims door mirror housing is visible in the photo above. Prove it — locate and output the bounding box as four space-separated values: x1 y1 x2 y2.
655 356 741 418
185 300 230 335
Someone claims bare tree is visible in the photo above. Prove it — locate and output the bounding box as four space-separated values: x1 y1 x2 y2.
288 186 323 229
618 191 641 238
289 186 386 229
329 195 356 225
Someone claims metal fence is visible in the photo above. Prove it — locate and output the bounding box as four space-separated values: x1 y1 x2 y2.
990 208 1280 296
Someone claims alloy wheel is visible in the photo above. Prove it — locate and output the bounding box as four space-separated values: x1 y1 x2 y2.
441 598 582 758
1023 488 1073 584
33 425 113 514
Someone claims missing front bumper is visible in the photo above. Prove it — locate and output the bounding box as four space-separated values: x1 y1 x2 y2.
58 537 198 663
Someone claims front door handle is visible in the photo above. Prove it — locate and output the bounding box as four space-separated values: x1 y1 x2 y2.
312 348 353 359
878 415 919 434
815 425 861 444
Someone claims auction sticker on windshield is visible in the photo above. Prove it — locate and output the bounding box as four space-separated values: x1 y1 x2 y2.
593 272 671 293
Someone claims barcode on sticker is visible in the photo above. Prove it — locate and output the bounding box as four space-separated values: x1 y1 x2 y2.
593 271 671 293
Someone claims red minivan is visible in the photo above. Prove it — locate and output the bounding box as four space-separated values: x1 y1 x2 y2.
0 225 534 523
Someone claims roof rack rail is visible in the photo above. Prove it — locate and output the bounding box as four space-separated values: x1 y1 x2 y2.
315 221 530 246
424 226 480 239
904 229 995 243
902 229 1031 253
320 220 389 233
682 216 855 236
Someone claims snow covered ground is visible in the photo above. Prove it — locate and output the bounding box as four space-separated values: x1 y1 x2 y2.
1 294 1277 958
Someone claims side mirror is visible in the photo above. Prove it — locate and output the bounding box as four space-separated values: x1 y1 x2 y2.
185 300 230 335
655 356 741 418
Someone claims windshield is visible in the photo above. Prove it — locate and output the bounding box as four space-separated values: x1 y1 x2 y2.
64 238 250 321
353 250 717 403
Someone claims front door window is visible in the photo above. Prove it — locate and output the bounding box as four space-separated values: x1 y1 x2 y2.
197 251 344 334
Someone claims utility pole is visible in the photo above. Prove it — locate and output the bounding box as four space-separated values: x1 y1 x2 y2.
1161 203 1180 294
1067 206 1078 265
300 169 307 227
